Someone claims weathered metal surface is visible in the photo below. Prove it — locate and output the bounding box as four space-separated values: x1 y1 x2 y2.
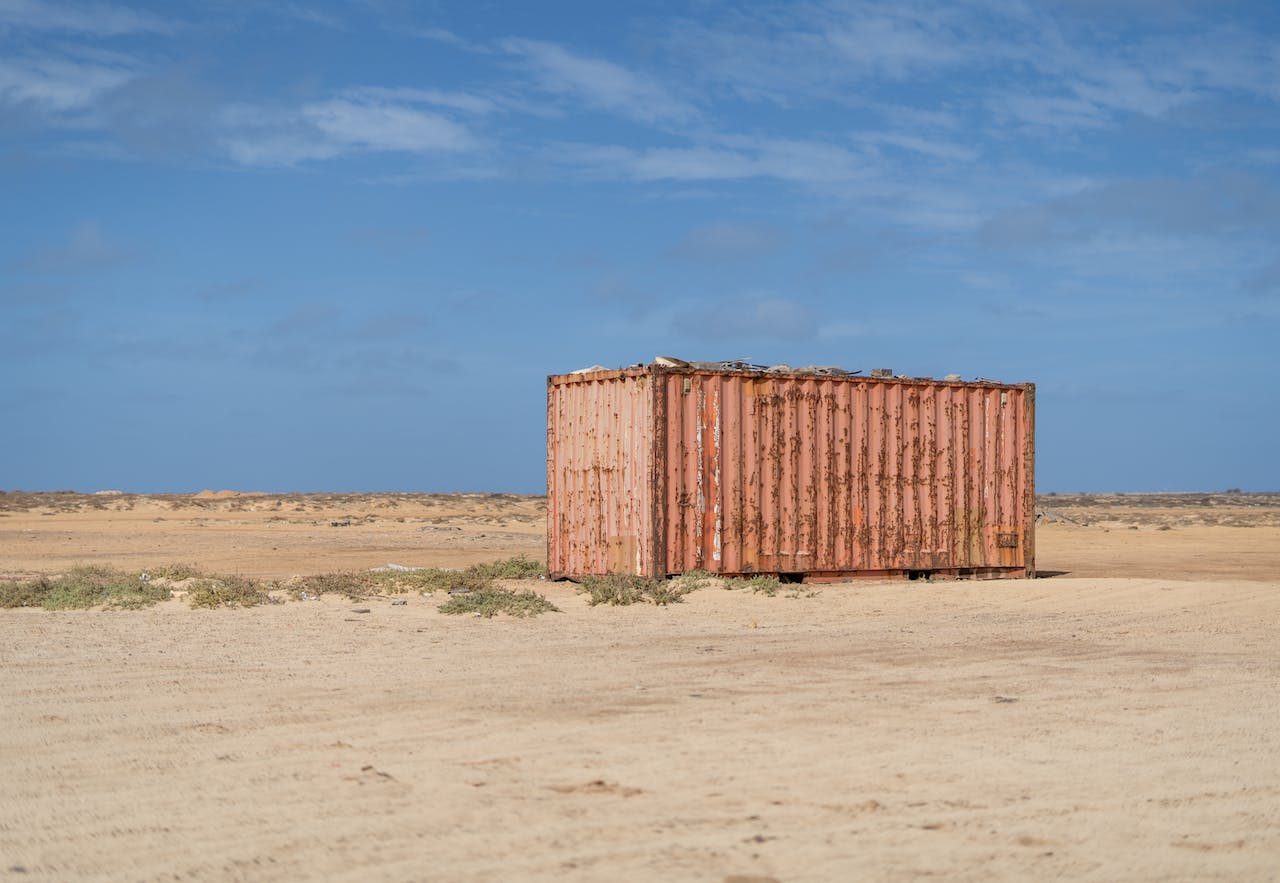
547 365 1035 581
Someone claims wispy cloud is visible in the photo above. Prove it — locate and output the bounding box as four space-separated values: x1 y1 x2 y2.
499 37 697 125
0 0 170 35
221 89 480 166
0 50 134 112
656 1 1279 137
854 131 979 163
277 3 343 30
560 135 868 183
410 26 481 51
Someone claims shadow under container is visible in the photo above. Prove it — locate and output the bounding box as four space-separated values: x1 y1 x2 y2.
547 364 1035 582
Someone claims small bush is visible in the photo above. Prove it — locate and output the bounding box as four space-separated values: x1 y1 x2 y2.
672 569 719 592
645 581 695 606
187 575 271 609
576 573 694 606
288 571 377 600
375 556 545 595
469 555 547 580
438 588 558 618
373 567 491 595
147 562 206 580
0 565 170 610
577 573 652 606
724 574 784 596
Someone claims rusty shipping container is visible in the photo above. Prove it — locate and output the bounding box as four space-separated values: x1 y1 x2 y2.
547 362 1035 581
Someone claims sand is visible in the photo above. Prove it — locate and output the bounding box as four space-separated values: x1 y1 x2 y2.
2 492 1278 881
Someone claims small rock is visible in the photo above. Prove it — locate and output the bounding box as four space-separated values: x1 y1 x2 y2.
390 599 407 606
350 608 371 614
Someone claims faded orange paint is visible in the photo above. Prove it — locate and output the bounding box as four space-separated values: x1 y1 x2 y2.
547 364 1035 581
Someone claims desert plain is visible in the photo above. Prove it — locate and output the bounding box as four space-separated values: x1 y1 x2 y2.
1 490 1278 881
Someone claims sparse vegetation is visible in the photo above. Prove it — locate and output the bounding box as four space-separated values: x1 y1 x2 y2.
186 575 272 609
374 556 547 595
672 569 719 592
374 567 491 595
146 562 206 580
469 555 547 580
724 574 784 596
286 571 377 601
576 572 693 606
438 588 558 618
0 565 170 610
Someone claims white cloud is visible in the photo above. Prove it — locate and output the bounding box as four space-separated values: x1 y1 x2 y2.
221 91 479 167
0 0 169 35
561 136 868 184
822 6 970 78
411 26 473 49
656 0 1280 138
303 98 473 152
500 37 696 125
278 3 343 30
0 52 134 111
855 131 979 162
986 92 1108 133
339 86 497 116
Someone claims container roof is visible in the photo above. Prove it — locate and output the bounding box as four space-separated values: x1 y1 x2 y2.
551 357 1030 389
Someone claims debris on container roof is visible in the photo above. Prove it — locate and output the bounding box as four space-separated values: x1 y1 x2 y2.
561 358 1017 385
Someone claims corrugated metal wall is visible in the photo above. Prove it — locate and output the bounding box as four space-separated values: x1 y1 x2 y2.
546 369 657 577
660 372 1034 577
547 366 1035 580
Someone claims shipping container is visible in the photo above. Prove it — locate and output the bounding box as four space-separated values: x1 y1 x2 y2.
547 362 1035 581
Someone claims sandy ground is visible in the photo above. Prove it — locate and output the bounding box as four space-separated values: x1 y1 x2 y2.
2 492 1278 881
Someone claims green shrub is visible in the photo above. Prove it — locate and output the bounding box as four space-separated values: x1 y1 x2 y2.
372 567 491 595
725 574 784 597
576 573 694 606
288 571 377 600
438 588 558 618
374 556 545 595
187 575 271 609
146 562 207 580
469 555 547 580
0 565 170 610
645 580 696 606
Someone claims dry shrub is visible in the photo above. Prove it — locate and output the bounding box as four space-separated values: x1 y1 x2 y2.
0 565 170 610
186 575 271 609
576 573 694 606
438 588 558 618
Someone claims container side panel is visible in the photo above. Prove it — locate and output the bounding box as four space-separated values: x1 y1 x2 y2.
612 369 1034 579
546 375 653 577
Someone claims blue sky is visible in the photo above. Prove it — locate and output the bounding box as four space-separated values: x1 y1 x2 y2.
2 0 1278 493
